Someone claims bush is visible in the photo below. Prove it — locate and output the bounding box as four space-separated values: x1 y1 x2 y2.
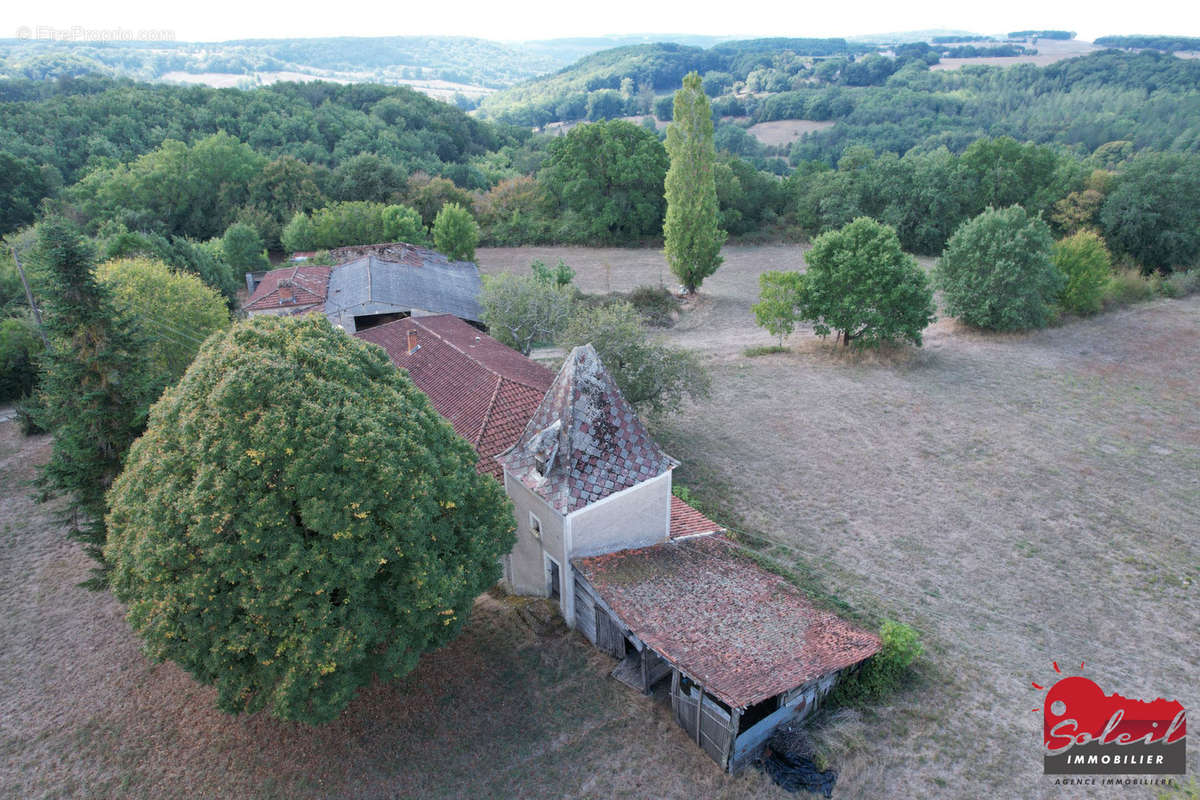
829 620 923 706
432 202 479 262
1103 268 1159 307
105 316 516 724
625 284 679 327
935 206 1063 331
1162 269 1200 298
1053 230 1112 315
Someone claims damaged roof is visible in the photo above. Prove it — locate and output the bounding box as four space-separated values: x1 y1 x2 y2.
356 315 553 480
496 344 678 514
573 535 881 709
324 246 483 323
242 265 331 313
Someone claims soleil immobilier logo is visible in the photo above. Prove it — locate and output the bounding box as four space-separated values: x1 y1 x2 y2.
1035 665 1186 775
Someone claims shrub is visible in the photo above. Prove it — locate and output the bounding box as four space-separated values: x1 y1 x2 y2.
1103 268 1159 307
829 620 923 706
105 316 516 724
1162 269 1200 298
744 345 789 357
625 284 679 327
935 206 1063 331
1053 230 1112 315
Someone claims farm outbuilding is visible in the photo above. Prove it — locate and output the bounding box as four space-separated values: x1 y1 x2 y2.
573 535 880 771
363 332 882 773
323 244 483 333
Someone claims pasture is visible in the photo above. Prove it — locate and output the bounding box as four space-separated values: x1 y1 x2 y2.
1 244 1196 798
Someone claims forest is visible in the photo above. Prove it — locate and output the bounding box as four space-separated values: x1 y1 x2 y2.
3 43 1199 347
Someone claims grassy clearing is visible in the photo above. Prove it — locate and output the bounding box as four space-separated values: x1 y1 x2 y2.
3 244 1197 799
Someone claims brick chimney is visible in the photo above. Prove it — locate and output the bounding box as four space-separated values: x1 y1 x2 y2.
407 328 419 354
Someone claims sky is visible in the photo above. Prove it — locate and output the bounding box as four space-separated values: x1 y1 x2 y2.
4 0 1199 44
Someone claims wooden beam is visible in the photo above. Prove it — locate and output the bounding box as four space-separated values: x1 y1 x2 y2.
695 683 704 745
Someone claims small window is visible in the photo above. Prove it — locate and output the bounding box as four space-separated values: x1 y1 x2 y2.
529 512 542 540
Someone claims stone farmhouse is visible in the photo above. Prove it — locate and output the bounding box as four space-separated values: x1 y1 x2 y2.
358 314 881 772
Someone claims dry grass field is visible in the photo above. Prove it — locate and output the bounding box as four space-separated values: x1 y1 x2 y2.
2 244 1196 798
746 120 837 147
931 38 1100 71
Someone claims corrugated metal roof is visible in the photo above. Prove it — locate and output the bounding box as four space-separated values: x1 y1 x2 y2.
324 250 483 323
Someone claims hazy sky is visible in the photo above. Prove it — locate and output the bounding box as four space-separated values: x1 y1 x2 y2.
5 0 1199 43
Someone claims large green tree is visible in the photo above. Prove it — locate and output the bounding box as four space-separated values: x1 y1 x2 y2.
31 218 157 587
801 217 936 347
105 316 516 724
664 72 726 293
96 257 231 391
1099 151 1200 271
539 120 668 244
935 206 1063 331
432 202 480 262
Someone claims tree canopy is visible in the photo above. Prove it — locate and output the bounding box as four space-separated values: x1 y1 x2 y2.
479 270 574 356
801 217 935 347
105 315 516 723
935 206 1063 331
664 72 725 293
95 257 231 390
432 202 480 262
539 120 668 243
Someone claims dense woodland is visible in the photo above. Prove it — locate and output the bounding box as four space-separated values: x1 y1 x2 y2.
3 42 1200 391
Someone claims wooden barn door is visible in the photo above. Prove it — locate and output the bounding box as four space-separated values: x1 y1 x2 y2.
593 606 625 660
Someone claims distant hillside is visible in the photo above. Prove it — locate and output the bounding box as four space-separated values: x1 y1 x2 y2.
476 38 870 125
1094 35 1200 52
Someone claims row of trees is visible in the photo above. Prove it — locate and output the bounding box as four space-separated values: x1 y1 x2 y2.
754 206 1147 350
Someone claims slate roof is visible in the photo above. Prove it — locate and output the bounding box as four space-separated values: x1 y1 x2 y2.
573 535 881 709
496 345 679 514
324 246 483 323
356 315 553 480
242 265 331 313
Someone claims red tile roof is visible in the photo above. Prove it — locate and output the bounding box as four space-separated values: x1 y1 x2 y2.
497 345 678 514
356 316 553 480
669 496 723 539
243 265 331 313
573 535 881 709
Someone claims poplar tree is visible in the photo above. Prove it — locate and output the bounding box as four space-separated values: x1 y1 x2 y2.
664 71 726 293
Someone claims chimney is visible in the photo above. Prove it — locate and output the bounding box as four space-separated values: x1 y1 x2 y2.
278 279 295 304
407 328 419 355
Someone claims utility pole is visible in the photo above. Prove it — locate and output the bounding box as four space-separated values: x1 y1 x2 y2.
11 246 49 348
